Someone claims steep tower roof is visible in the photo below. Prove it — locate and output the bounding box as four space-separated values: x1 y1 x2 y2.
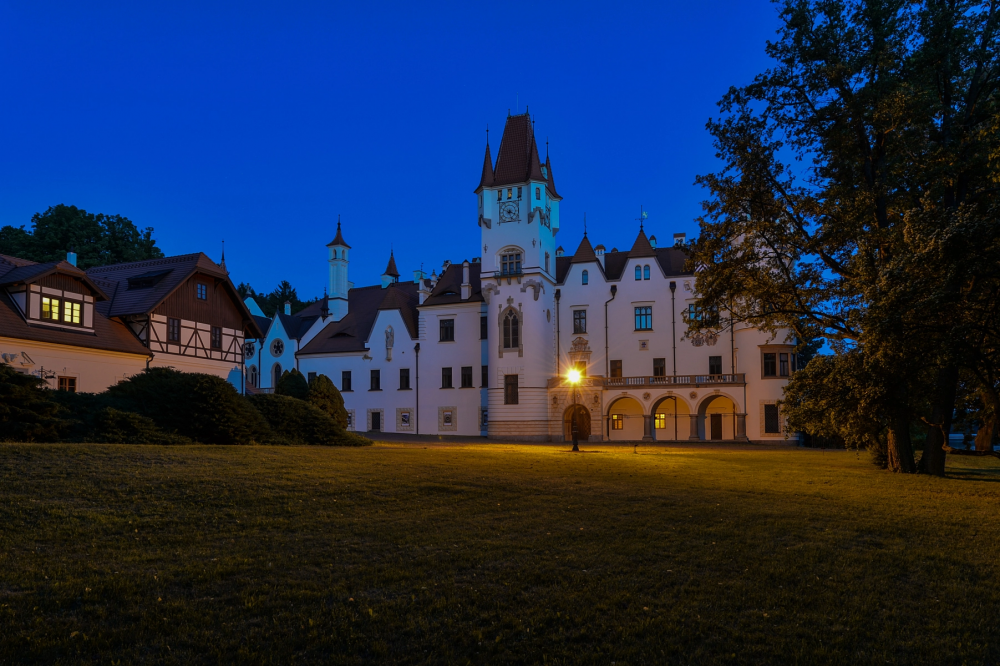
628 227 657 258
475 141 495 192
383 251 400 278
544 154 560 198
493 112 546 187
570 235 598 264
326 218 351 248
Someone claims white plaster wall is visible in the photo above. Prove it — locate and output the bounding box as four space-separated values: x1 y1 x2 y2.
0 337 147 393
418 301 486 436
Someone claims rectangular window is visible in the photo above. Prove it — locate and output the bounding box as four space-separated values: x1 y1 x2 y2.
211 326 222 349
763 353 777 377
501 253 522 275
687 305 720 326
779 353 789 377
167 317 181 342
63 300 81 325
480 315 488 340
307 371 317 383
653 358 666 377
58 376 77 392
399 368 410 390
41 296 59 321
611 414 624 430
40 297 82 326
764 404 781 433
634 306 652 331
654 413 666 429
441 367 453 388
611 360 622 378
481 364 489 388
709 355 723 375
439 319 455 342
461 366 473 388
370 369 380 391
573 310 587 334
504 374 518 405
197 283 207 300
342 370 352 392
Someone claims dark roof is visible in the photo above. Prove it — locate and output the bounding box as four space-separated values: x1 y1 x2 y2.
493 112 547 187
250 315 271 339
86 253 264 338
555 256 572 283
383 251 400 278
277 312 319 341
628 228 657 258
299 282 420 356
327 220 351 248
570 235 598 264
475 142 495 192
556 246 690 283
544 154 560 199
0 255 109 300
0 285 149 357
421 263 483 306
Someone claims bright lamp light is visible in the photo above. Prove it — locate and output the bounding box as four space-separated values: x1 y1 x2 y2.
567 369 582 384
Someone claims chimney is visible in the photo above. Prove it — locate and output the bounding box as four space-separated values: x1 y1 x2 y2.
284 301 291 315
594 244 606 269
429 270 438 288
649 235 657 249
413 269 426 284
556 246 564 258
461 260 471 300
66 249 77 267
673 233 686 246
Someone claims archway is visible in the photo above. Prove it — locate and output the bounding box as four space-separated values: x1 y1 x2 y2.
697 394 737 440
651 395 692 441
606 396 644 441
563 404 591 442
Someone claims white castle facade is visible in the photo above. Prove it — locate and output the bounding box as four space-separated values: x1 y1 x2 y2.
246 112 795 442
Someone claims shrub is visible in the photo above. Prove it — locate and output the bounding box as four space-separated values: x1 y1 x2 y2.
0 364 67 442
276 368 309 400
107 368 271 444
88 407 192 445
307 373 348 428
249 394 370 446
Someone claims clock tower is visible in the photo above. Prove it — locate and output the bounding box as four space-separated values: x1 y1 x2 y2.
476 111 562 440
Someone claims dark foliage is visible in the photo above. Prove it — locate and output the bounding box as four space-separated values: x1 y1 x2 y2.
276 368 309 400
0 365 68 442
308 373 348 429
248 394 370 446
0 204 164 268
239 280 317 317
50 391 192 445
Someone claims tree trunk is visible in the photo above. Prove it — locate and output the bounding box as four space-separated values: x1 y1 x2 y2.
887 414 916 473
918 364 959 477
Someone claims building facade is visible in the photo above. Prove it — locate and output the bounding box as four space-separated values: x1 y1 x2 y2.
277 111 795 442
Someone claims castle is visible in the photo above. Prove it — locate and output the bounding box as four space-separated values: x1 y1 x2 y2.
248 112 795 442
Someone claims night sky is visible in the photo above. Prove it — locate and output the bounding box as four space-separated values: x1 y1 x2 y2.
1 1 779 299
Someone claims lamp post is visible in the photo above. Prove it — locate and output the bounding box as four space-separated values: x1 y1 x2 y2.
567 368 582 452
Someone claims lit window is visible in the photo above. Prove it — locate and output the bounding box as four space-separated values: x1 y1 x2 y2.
41 297 80 325
63 301 81 325
582 270 589 285
611 414 624 430
654 413 666 429
197 283 207 300
507 188 512 200
635 266 642 280
634 306 652 331
58 376 77 392
643 265 650 280
42 296 58 321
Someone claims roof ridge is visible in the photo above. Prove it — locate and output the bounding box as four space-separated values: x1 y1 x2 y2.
86 253 204 273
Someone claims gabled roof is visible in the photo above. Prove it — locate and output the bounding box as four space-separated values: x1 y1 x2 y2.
277 312 319 341
493 112 546 187
570 235 598 264
475 142 495 192
382 251 400 278
628 228 657 258
86 253 264 338
299 282 420 356
556 246 691 283
421 263 483 306
0 254 109 300
327 220 351 248
250 315 271 339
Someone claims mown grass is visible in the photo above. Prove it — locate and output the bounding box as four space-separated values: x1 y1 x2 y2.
1 442 999 665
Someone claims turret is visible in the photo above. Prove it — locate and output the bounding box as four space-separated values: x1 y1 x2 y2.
381 250 400 288
326 217 351 320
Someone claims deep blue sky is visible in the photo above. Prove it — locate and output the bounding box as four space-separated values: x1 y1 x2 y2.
1 1 779 299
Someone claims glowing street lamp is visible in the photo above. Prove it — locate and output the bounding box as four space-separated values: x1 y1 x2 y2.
567 369 582 452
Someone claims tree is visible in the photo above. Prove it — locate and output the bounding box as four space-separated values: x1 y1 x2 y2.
690 0 1000 474
0 205 164 268
308 373 348 429
276 368 309 400
0 365 67 442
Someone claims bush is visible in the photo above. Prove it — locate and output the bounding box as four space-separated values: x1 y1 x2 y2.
276 368 309 400
0 364 67 442
307 373 348 428
88 407 192 445
107 368 271 444
249 394 370 446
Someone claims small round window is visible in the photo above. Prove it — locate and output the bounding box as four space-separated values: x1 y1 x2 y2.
271 339 284 356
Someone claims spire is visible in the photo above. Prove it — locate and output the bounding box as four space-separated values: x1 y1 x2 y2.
327 215 351 248
476 132 495 192
220 240 226 272
583 213 587 237
545 152 560 198
383 250 400 278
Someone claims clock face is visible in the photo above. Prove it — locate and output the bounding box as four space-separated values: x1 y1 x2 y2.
499 201 519 223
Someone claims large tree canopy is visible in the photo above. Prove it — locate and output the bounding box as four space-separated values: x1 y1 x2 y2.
238 280 316 317
0 204 164 269
690 0 1000 473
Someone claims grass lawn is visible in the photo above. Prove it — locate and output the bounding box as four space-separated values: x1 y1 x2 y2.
2 442 999 664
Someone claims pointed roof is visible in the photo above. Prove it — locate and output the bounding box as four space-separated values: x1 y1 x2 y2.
629 228 657 258
570 235 598 264
326 219 351 248
493 112 546 187
475 142 495 192
382 251 400 277
544 154 560 198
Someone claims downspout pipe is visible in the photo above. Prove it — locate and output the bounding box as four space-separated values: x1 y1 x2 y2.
414 342 420 435
554 290 561 377
604 285 617 377
670 281 677 375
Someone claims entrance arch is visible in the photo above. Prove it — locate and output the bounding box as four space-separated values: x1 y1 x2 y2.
651 395 693 441
606 396 644 441
563 404 591 442
697 394 737 440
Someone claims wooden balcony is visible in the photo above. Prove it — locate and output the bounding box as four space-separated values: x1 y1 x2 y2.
548 374 745 389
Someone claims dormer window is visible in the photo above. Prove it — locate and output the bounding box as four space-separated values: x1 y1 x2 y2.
41 296 82 326
197 283 207 300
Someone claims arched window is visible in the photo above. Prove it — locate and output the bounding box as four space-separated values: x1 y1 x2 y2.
247 365 259 388
503 311 519 349
635 266 642 280
582 270 589 285
644 265 650 280
273 363 282 387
